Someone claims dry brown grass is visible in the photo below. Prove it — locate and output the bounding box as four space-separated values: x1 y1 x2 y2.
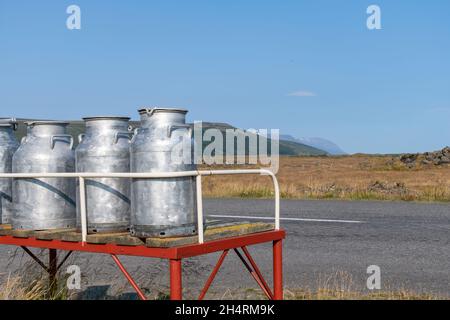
285 271 440 300
0 249 72 300
239 271 444 300
283 287 441 300
0 274 69 300
0 275 46 300
201 155 450 202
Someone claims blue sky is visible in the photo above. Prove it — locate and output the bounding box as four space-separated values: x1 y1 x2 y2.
1 0 449 154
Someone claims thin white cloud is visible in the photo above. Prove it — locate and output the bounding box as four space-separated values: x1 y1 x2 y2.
287 90 317 97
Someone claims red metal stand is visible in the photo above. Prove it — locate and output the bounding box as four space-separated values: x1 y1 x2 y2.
0 229 285 300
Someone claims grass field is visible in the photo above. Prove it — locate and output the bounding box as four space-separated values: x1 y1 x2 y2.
201 155 450 202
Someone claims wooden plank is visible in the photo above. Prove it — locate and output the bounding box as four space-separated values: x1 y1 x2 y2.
59 231 145 246
11 229 35 238
146 222 275 248
0 224 12 236
1 221 275 248
59 231 82 243
85 232 144 246
34 228 77 241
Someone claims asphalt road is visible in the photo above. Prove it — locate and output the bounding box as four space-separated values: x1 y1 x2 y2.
0 199 449 299
206 199 450 297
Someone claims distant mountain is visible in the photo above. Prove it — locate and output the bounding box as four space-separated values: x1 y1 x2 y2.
198 122 328 156
13 119 328 156
281 135 346 155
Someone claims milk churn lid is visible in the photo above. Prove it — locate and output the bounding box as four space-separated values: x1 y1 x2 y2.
138 108 188 116
25 121 69 126
83 116 131 121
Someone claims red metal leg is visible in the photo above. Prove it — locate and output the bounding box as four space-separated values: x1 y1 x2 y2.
241 246 274 299
234 248 273 300
170 259 182 300
273 240 283 300
198 250 229 300
111 254 147 300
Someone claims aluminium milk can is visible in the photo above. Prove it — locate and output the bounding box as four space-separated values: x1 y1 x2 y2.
12 121 76 230
130 108 197 238
76 117 132 233
0 118 19 224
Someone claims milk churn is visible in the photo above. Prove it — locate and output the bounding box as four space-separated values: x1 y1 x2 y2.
76 117 132 233
0 118 19 224
130 108 197 238
12 121 76 230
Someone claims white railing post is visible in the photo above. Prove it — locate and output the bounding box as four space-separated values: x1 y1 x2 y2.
265 170 281 230
78 177 87 244
196 173 204 244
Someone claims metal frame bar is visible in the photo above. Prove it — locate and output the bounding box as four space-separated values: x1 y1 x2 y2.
20 247 74 297
0 230 284 259
57 250 73 271
234 248 273 299
198 246 277 300
111 254 147 300
198 249 229 300
48 248 58 295
20 247 72 274
170 259 182 300
20 246 49 272
0 169 280 244
78 177 87 243
241 246 274 299
273 239 283 300
195 174 204 244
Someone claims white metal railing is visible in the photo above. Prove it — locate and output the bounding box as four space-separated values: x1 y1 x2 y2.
0 169 280 244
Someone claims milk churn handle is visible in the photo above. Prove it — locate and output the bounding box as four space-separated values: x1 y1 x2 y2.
114 131 133 144
167 124 193 138
144 108 156 116
11 118 18 131
78 133 85 143
130 128 140 143
1 118 18 131
51 134 74 150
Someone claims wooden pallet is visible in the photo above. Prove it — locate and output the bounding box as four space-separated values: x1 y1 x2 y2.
0 221 274 248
